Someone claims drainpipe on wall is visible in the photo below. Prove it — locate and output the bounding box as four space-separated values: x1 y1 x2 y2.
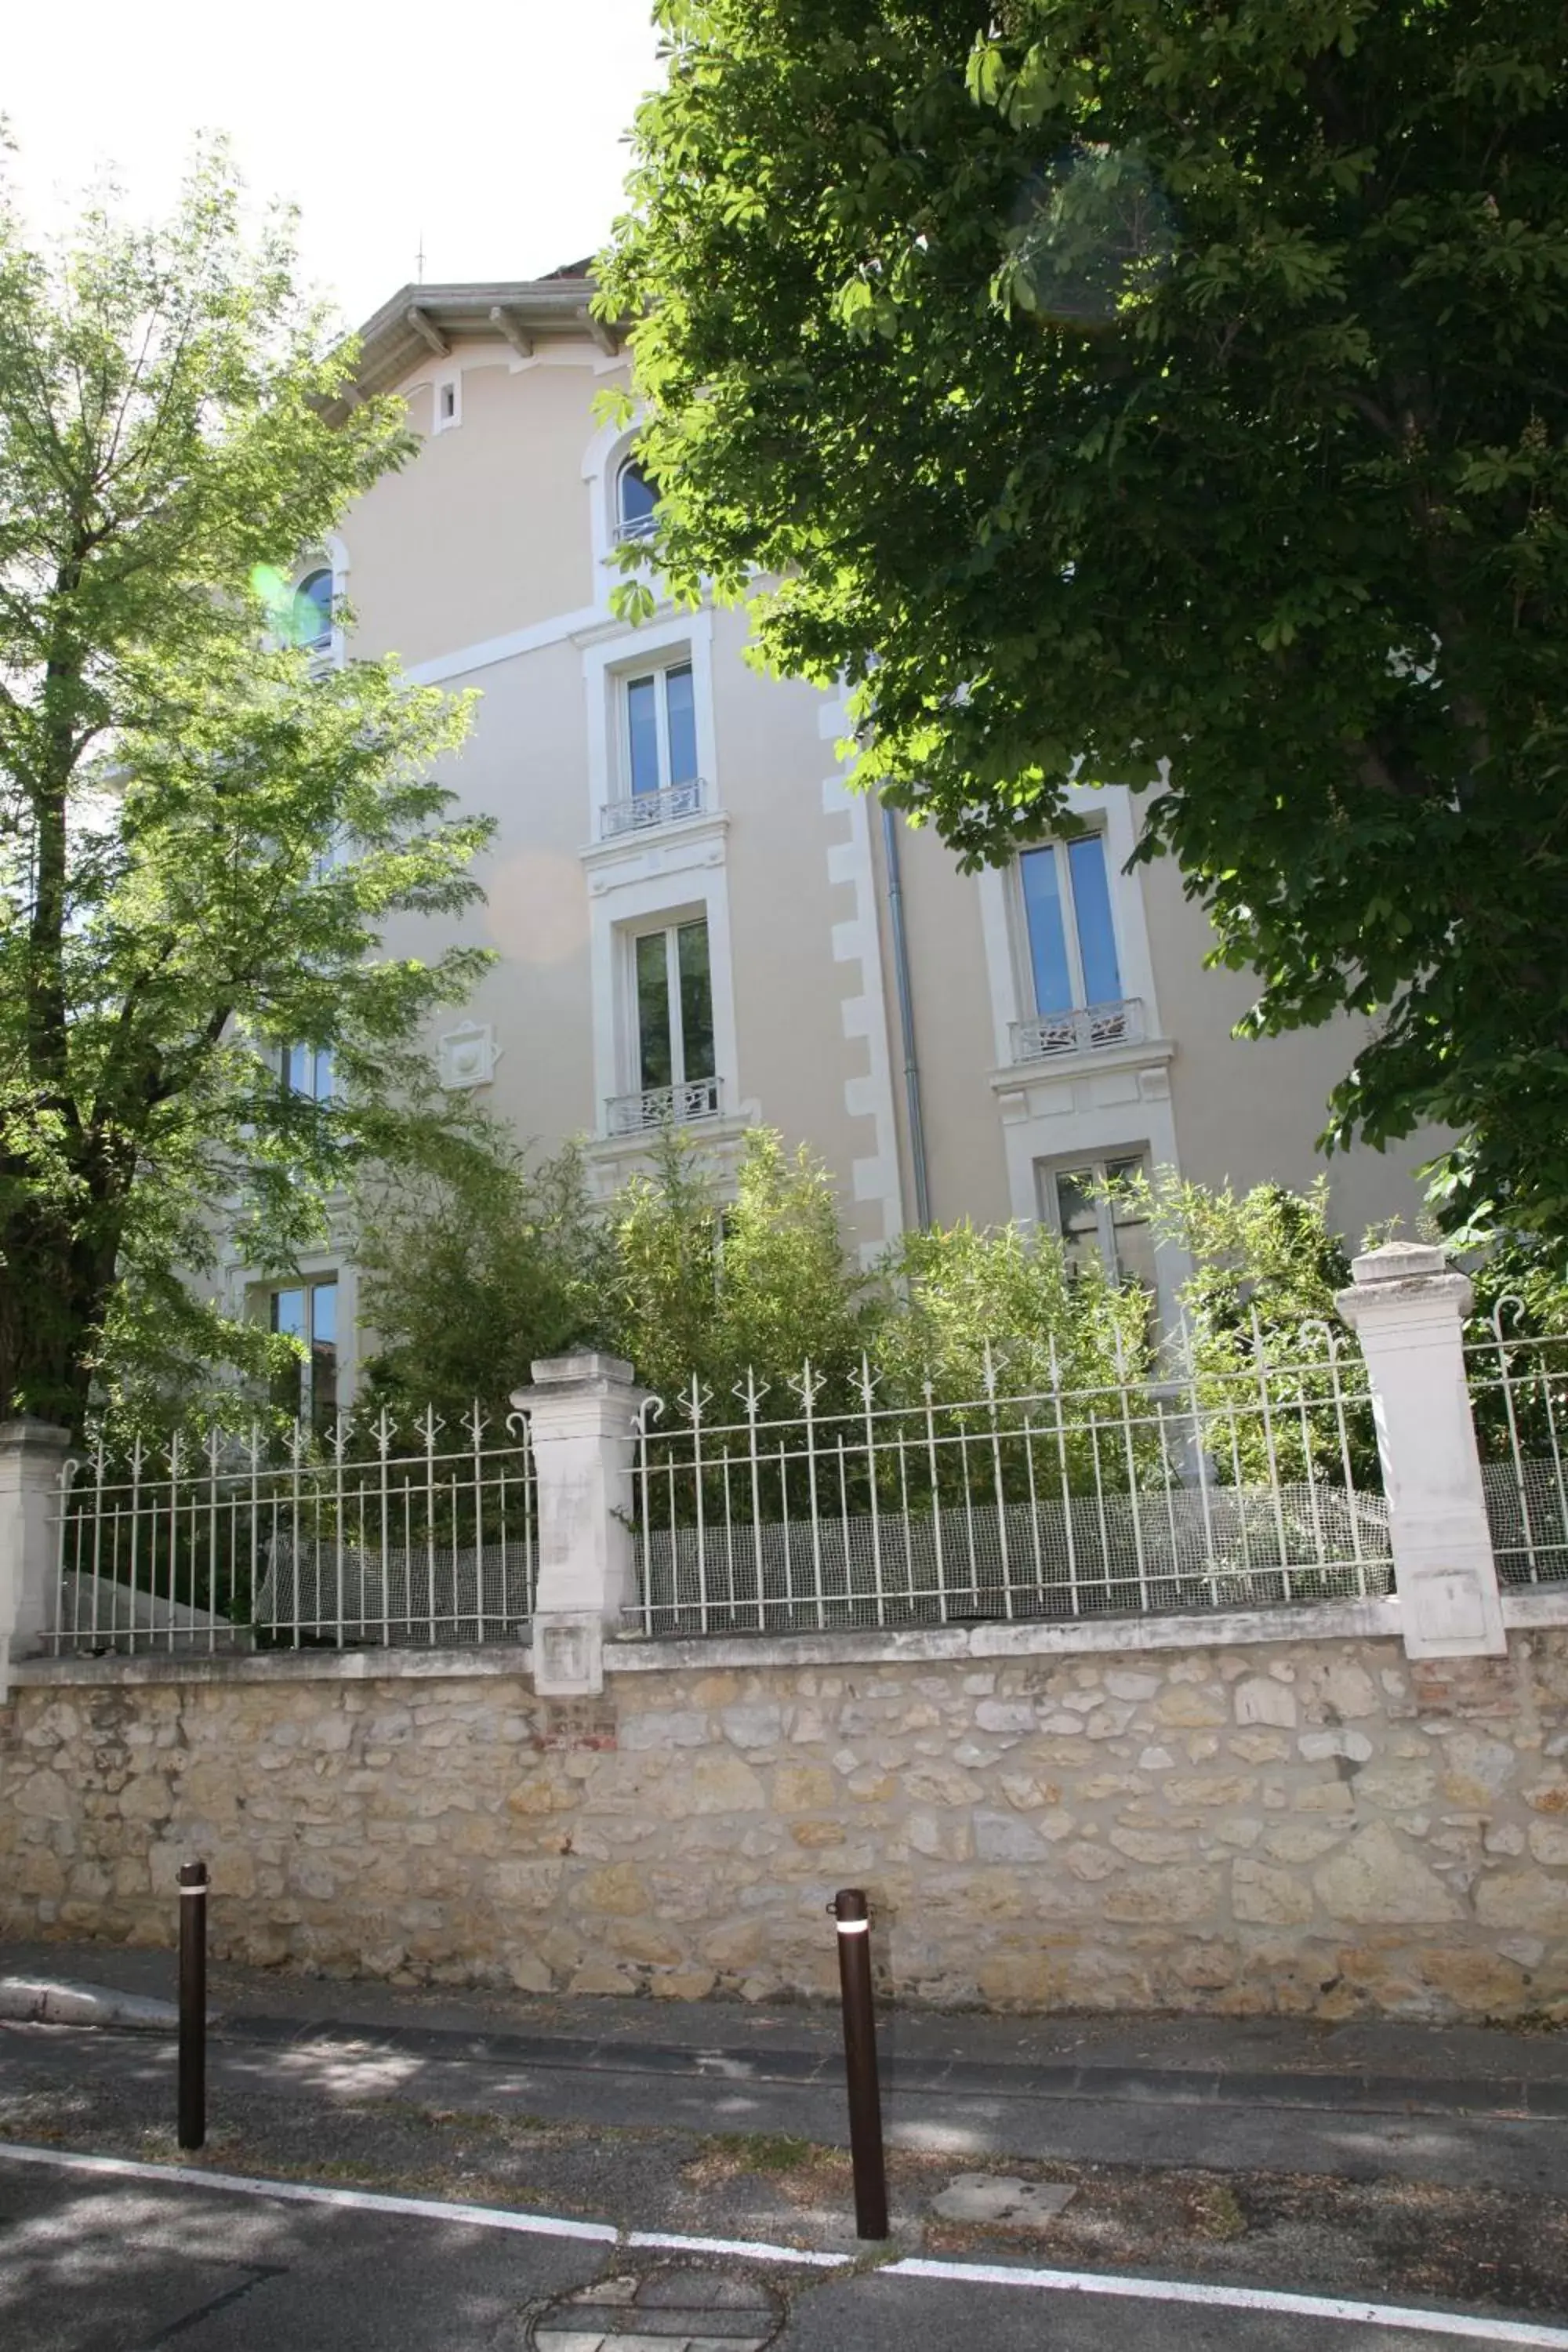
880 803 931 1231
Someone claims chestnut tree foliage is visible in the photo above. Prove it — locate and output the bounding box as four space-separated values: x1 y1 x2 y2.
0 157 490 1426
600 1 1568 1236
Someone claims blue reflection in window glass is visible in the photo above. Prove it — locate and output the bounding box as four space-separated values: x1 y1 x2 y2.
627 676 659 796
284 1046 335 1101
619 462 657 533
1068 835 1121 1004
296 570 332 648
666 665 697 783
1021 848 1072 1014
270 1288 307 1341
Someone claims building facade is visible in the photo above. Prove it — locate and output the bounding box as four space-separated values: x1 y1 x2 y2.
240 275 1439 1407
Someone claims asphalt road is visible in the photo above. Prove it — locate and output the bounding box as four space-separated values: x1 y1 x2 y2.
2 2153 1560 2352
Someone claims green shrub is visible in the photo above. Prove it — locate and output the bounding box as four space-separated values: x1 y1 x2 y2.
608 1130 873 1420
354 1129 616 1430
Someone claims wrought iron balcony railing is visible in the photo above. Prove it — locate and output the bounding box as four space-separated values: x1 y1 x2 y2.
1011 998 1145 1063
600 778 706 837
605 1076 724 1136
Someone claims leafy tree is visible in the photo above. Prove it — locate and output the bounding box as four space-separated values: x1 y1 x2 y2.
359 1120 1152 1459
0 153 489 1429
876 1215 1148 1401
874 1215 1159 1504
1131 1171 1377 1483
601 1 1568 1236
1467 1237 1568 1341
354 1134 619 1429
1134 1172 1359 1341
357 1129 874 1432
612 1128 873 1417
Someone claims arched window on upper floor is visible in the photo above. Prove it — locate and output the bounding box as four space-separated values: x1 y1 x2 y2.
294 568 335 651
615 459 659 543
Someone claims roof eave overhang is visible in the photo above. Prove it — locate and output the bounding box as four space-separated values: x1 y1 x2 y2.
334 279 629 412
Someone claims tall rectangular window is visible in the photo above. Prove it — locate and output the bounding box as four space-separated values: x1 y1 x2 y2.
1038 1153 1156 1296
625 662 699 800
1019 834 1122 1014
282 1044 335 1102
268 1278 339 1429
634 919 715 1094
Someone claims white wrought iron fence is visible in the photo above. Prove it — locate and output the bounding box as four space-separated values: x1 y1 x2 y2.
1465 1308 1568 1585
632 1327 1390 1639
48 1406 536 1653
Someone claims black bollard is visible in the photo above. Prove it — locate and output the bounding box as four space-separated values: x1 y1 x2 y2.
828 1886 888 2240
177 1860 209 2153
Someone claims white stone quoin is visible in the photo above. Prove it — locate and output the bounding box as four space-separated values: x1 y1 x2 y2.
509 1353 652 1697
0 1419 74 1698
1336 1241 1506 1660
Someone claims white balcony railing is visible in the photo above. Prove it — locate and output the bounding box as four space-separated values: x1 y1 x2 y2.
613 512 659 545
606 1076 724 1136
600 778 706 837
1011 998 1144 1063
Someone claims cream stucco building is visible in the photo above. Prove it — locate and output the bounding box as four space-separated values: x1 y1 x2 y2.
245 274 1437 1411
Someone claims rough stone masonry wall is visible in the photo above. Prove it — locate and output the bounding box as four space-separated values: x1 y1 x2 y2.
4 1628 1568 2019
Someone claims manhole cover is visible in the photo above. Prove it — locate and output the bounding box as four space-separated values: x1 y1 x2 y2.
530 2265 781 2350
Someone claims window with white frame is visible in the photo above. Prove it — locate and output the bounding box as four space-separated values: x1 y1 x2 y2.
613 916 719 1129
615 457 658 541
619 660 702 824
266 1276 339 1429
433 375 460 433
1036 1151 1156 1295
1014 832 1138 1058
281 1044 336 1102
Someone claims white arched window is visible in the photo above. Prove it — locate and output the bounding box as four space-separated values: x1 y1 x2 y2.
615 459 659 543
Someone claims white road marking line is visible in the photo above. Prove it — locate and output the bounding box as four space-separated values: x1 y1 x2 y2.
887 2256 1568 2347
0 2142 617 2244
5 2140 1565 2342
626 2228 846 2269
0 2142 847 2268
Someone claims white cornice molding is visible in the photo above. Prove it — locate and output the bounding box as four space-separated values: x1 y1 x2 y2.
404 605 603 687
580 809 731 878
986 1035 1176 1096
398 594 708 689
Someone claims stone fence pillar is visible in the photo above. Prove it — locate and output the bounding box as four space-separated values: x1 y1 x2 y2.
0 1420 73 1699
509 1353 652 1698
1336 1241 1506 1661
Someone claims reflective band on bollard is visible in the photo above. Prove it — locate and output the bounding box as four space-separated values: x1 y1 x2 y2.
828 1887 888 2241
178 1860 208 2154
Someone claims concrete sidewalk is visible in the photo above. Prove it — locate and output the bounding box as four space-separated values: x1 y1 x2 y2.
2 1935 1563 2120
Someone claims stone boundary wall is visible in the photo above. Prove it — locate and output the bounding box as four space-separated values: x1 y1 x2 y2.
3 1628 1567 2018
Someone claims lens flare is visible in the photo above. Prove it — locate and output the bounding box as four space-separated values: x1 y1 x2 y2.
249 562 291 619
1007 147 1177 328
483 850 590 966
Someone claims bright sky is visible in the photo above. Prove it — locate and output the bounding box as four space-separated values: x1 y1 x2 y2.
2 0 666 329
